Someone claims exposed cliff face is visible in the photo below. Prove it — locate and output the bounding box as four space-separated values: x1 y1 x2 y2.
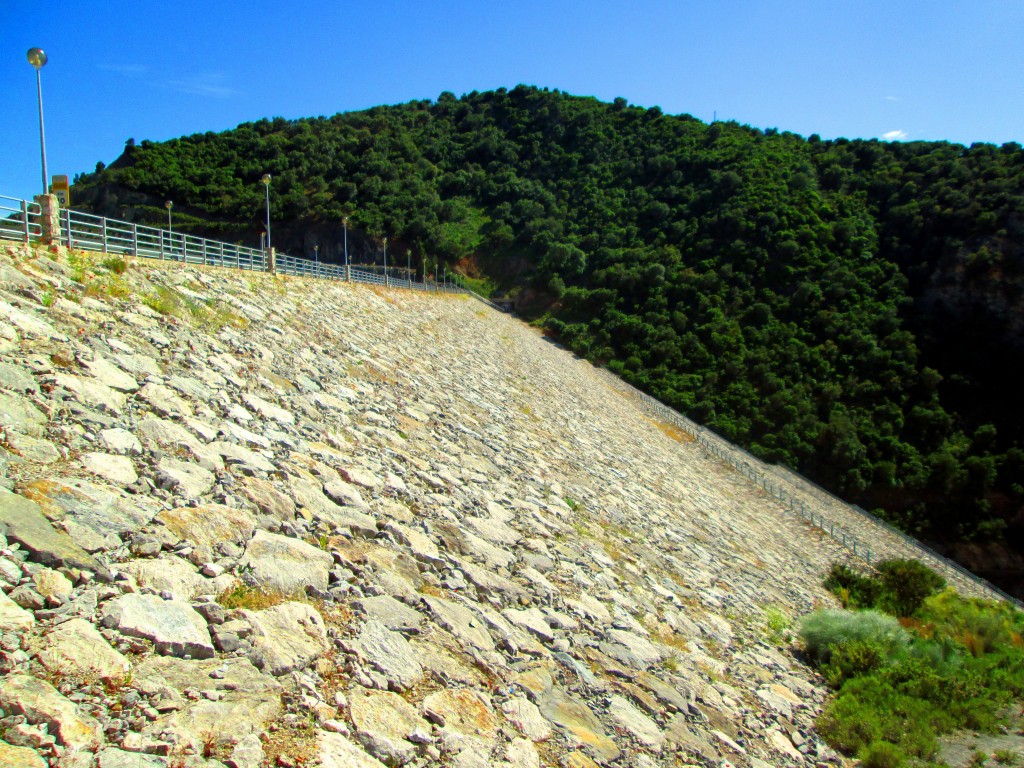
0 243 980 766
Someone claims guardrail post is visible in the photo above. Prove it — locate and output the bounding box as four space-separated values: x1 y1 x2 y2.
64 207 73 249
101 218 109 254
34 194 61 246
131 224 138 258
20 201 30 243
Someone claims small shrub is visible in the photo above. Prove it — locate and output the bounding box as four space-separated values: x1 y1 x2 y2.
876 559 946 617
100 255 128 274
994 750 1021 766
764 606 793 645
824 638 887 687
217 583 291 611
40 290 56 307
859 740 907 768
800 609 910 664
825 562 883 609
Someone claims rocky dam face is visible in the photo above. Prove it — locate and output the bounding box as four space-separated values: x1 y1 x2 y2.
0 243 874 767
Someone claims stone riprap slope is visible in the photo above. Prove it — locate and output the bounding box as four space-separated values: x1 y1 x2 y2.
0 244 854 768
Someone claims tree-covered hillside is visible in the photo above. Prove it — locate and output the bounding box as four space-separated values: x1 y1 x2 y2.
70 86 1024 574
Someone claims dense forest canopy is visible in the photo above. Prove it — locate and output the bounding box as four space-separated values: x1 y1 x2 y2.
70 85 1024 578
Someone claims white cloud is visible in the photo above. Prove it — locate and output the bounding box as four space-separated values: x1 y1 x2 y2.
881 129 908 141
884 95 899 102
164 72 239 99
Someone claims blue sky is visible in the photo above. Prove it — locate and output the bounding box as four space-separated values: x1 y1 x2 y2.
4 0 1023 204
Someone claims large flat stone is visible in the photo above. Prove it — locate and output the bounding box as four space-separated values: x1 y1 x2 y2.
421 595 494 652
240 529 332 593
0 590 34 632
319 731 389 768
245 600 328 676
0 487 110 580
538 689 619 763
0 391 46 436
344 619 423 691
18 476 158 543
156 503 257 550
0 740 47 768
0 674 102 750
133 655 282 753
33 618 131 684
101 593 214 659
349 687 429 766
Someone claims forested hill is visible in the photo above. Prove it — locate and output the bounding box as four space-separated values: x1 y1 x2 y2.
69 85 1024 581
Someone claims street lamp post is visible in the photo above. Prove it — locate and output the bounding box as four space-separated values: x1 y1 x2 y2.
165 201 173 232
407 249 411 289
342 216 349 280
383 237 388 287
27 48 49 196
261 174 272 251
314 243 319 276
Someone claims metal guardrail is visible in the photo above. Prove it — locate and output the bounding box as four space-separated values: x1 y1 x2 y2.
595 369 1019 605
0 195 470 297
0 195 41 242
61 209 266 271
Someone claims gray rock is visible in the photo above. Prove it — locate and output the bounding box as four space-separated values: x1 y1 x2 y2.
245 600 328 676
0 741 48 768
80 355 139 392
0 390 46 436
349 687 429 766
607 695 664 751
0 362 39 394
98 427 143 456
355 594 425 633
0 674 102 750
34 617 131 684
81 452 138 486
421 595 494 652
54 373 127 414
319 731 389 768
101 593 215 659
156 503 257 551
240 529 332 593
0 589 34 632
344 619 424 691
155 456 216 498
0 487 110 579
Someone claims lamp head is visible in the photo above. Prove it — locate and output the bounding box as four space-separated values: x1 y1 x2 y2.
27 48 48 69
261 174 271 186
165 200 173 210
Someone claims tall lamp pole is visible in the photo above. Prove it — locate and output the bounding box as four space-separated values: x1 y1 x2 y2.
261 174 272 250
383 237 388 287
165 200 173 232
342 216 349 279
27 48 49 196
314 243 319 276
407 249 411 288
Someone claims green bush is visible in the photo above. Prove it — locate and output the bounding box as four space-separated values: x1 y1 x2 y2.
824 562 883 609
875 559 946 617
859 740 906 768
799 609 910 664
824 638 887 688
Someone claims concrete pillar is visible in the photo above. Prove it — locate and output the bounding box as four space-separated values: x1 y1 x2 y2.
34 194 61 245
267 247 276 273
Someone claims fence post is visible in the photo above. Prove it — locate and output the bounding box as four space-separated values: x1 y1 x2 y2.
34 194 61 246
65 207 73 249
101 218 109 254
21 201 30 243
131 223 138 259
266 247 276 273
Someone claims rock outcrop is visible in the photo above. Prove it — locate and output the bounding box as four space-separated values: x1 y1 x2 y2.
0 243 873 766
